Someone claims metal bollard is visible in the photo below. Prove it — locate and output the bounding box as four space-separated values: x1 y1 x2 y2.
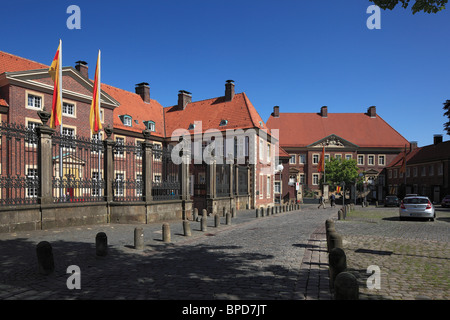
134 227 144 250
183 220 192 237
162 223 171 243
96 232 108 256
256 208 260 218
36 241 55 275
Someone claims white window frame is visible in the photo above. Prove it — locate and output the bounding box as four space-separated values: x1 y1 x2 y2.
312 173 319 185
62 101 76 118
312 154 319 165
378 155 385 166
368 155 375 166
357 155 364 165
289 155 296 164
26 91 43 110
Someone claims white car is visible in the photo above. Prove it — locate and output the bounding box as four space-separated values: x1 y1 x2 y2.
399 196 435 221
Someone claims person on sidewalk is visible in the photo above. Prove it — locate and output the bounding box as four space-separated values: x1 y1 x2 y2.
318 195 326 209
330 193 336 207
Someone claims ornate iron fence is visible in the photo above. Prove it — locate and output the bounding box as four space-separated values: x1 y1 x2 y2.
112 139 143 202
52 131 105 203
152 145 181 201
0 122 39 205
216 164 230 197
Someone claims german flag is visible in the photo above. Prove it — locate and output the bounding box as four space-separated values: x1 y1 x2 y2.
48 40 62 129
90 50 102 134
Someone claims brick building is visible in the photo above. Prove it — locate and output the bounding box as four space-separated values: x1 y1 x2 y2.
266 105 410 202
386 134 450 203
0 50 277 232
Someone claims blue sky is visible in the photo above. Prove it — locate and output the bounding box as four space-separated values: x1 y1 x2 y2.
1 0 449 147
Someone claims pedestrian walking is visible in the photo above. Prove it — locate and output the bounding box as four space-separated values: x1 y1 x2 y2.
318 195 326 209
330 193 336 207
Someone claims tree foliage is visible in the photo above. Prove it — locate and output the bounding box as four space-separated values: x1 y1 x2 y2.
369 0 447 14
324 157 360 188
444 99 450 136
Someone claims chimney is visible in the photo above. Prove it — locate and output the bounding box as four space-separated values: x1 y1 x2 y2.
75 61 88 78
135 82 150 103
367 106 376 118
225 80 235 101
433 134 443 145
410 141 418 152
273 106 280 118
320 106 328 118
178 90 192 110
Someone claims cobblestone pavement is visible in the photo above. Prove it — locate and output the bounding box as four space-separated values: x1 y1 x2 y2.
0 205 336 300
334 206 450 300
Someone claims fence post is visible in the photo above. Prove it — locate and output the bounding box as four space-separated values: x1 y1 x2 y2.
103 126 115 205
36 241 55 275
36 110 55 205
142 129 153 203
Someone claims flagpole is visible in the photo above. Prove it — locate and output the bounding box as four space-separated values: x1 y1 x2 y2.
59 39 64 201
97 50 101 197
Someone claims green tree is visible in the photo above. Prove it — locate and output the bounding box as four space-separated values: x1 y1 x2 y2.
444 99 450 136
324 157 360 188
369 0 447 14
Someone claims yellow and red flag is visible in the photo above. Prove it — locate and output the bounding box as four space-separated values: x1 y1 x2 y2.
48 40 62 129
317 145 325 172
336 186 341 193
90 50 102 134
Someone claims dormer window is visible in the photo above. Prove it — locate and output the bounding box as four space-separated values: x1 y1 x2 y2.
188 123 196 130
120 115 132 127
144 120 155 132
219 119 228 126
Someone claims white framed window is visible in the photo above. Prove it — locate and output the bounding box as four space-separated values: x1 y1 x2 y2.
26 92 43 110
357 155 364 165
312 173 320 185
259 138 264 161
136 174 143 197
289 155 296 164
299 154 306 164
62 102 76 117
378 155 385 166
299 173 305 185
25 119 40 147
114 136 125 156
274 181 281 193
259 174 264 199
266 175 271 198
267 143 271 163
312 154 319 165
345 154 352 161
368 155 375 166
324 154 330 162
62 127 75 138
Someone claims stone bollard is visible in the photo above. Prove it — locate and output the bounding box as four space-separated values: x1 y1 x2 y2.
201 215 207 231
271 206 274 215
183 220 192 237
36 241 55 275
226 212 231 225
202 209 207 217
231 207 236 218
134 227 144 250
325 220 335 252
193 208 198 222
334 272 359 300
328 247 347 289
255 208 260 218
338 209 343 220
162 223 171 243
214 214 220 228
328 231 343 252
96 232 108 256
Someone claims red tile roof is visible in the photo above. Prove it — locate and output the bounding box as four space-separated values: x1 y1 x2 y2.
266 112 410 148
388 140 450 168
164 92 270 138
0 51 48 74
0 98 8 107
101 83 165 137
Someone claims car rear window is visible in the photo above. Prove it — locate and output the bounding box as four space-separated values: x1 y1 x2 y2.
404 198 429 204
